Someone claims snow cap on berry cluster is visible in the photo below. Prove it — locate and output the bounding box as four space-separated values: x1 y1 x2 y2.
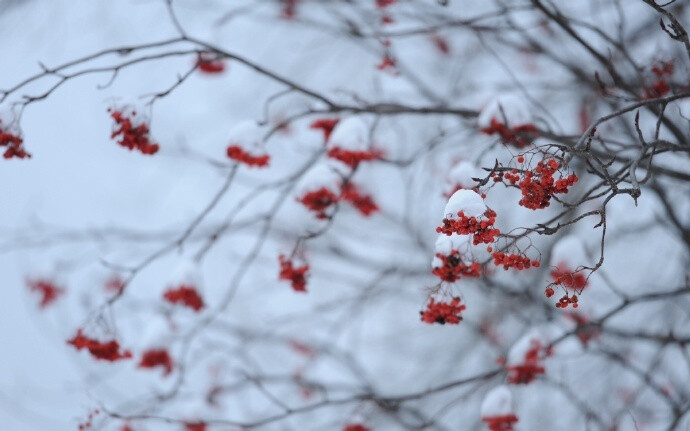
227 120 266 156
443 189 487 219
109 98 149 127
328 117 369 153
431 233 472 269
296 163 343 196
480 385 514 417
477 95 531 128
0 108 20 134
168 257 203 289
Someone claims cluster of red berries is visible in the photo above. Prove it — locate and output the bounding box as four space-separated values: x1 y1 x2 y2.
310 118 339 141
163 285 205 312
226 145 270 167
376 0 395 7
420 297 466 325
644 60 673 98
327 147 383 169
298 183 379 219
281 0 298 19
506 340 547 384
376 53 396 72
279 255 309 292
184 421 207 431
341 183 379 216
550 263 588 290
481 414 519 431
138 348 174 375
196 53 225 74
494 159 578 210
78 409 100 431
109 109 159 155
298 187 340 219
491 253 539 271
26 278 64 308
0 123 29 159
67 330 132 362
104 275 125 294
555 293 579 309
431 34 450 55
436 209 500 245
432 252 481 282
343 425 371 431
566 312 600 346
480 118 539 148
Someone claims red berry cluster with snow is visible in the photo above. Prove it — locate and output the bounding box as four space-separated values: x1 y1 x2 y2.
108 103 159 155
436 190 500 245
226 120 270 167
478 95 539 148
480 386 518 431
0 109 30 159
326 117 383 170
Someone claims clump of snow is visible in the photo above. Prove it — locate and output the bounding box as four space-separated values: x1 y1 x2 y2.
328 117 369 152
168 257 204 289
477 95 531 128
295 163 343 196
550 235 587 268
227 120 266 156
434 233 472 255
506 327 558 366
431 233 473 269
480 385 514 417
109 98 149 127
444 189 487 219
0 108 21 134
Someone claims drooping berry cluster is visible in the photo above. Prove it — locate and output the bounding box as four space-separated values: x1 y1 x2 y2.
506 340 547 384
278 255 309 292
491 253 539 271
26 278 64 308
644 60 673 98
420 297 466 325
436 209 500 245
163 285 205 311
555 293 579 309
0 129 29 159
109 109 159 155
432 252 481 282
480 117 539 148
481 414 519 431
138 348 174 375
67 330 132 362
494 159 577 210
78 409 101 431
310 118 339 141
551 263 588 290
226 145 270 167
